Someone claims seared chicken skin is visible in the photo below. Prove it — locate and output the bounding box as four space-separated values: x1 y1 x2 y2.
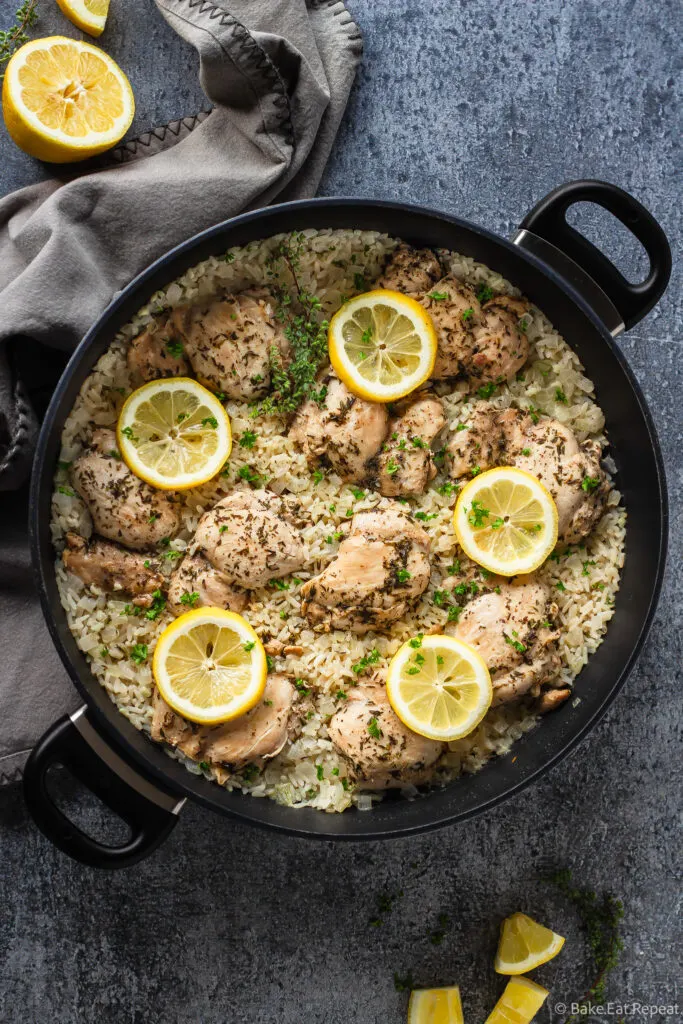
70 429 180 550
195 489 306 589
289 372 389 481
328 682 444 788
378 244 442 296
445 578 561 705
167 552 248 616
62 532 164 603
127 313 190 382
151 673 294 771
300 506 431 633
448 401 504 478
171 293 287 401
499 409 608 544
375 393 446 496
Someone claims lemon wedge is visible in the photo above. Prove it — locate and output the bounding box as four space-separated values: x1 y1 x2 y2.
485 977 549 1024
495 912 565 975
55 0 110 37
328 289 437 402
153 608 267 725
386 634 492 742
408 986 464 1024
454 467 558 576
2 37 134 163
117 378 232 491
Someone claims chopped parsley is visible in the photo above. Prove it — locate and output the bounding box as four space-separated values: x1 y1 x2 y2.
414 511 437 522
198 761 210 772
335 689 348 701
237 464 261 487
57 486 75 497
147 513 159 524
177 412 187 423
455 423 468 432
270 579 290 591
437 481 457 497
476 284 494 304
411 436 428 449
353 272 367 291
582 476 600 493
201 416 218 429
329 504 336 513
121 426 138 442
325 532 343 543
427 291 448 301
447 560 461 575
351 487 366 500
490 516 505 530
180 591 200 607
447 605 462 622
432 590 449 607
476 381 497 400
470 464 481 477
239 429 258 449
166 341 184 358
555 388 568 404
521 447 531 456
144 590 166 621
219 525 229 534
408 635 423 649
312 469 324 485
242 764 260 782
294 678 310 696
556 580 567 592
352 648 381 674
161 549 181 561
367 716 382 739
130 643 148 665
461 307 474 322
396 569 412 583
582 560 596 576
99 647 109 658
385 458 399 476
243 641 256 652
504 632 527 654
467 500 490 527
316 764 324 781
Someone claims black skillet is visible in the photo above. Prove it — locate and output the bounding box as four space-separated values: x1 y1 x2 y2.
23 180 671 868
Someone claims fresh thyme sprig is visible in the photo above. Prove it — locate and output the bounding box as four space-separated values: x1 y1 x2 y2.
259 233 330 416
548 868 624 1021
0 0 38 78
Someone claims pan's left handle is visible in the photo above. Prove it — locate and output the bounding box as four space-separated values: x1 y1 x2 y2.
23 708 184 869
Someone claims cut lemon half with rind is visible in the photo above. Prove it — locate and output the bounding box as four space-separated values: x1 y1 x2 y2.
495 912 565 975
454 467 558 576
485 976 549 1024
2 37 134 163
153 608 267 725
328 289 437 402
117 378 232 491
386 634 492 742
55 0 110 37
408 986 464 1024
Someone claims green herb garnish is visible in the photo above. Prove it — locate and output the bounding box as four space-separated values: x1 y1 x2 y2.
130 643 148 665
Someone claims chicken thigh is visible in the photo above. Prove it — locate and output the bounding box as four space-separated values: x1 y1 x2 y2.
288 372 389 481
127 312 189 382
469 295 530 385
328 683 444 788
378 243 443 296
445 578 561 705
172 292 287 401
167 552 248 616
300 506 431 633
422 276 481 380
62 532 164 602
375 393 446 496
70 429 180 550
195 489 306 589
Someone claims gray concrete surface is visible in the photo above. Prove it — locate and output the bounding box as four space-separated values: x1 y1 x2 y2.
0 1 681 1022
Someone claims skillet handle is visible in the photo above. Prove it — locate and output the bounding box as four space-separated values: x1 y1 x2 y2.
23 708 183 869
515 180 672 334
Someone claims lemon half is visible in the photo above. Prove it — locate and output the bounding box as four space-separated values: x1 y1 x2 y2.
55 0 110 37
117 378 232 491
485 976 549 1024
153 608 267 725
454 467 558 576
408 986 464 1024
386 634 492 742
328 289 437 402
495 912 565 975
2 37 134 163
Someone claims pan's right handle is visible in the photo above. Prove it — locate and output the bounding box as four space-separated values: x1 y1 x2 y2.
23 708 184 869
516 180 672 334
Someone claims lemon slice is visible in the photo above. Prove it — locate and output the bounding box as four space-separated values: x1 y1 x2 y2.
153 608 267 725
2 37 134 163
328 289 437 402
55 0 110 37
408 986 464 1024
386 634 492 742
454 467 558 576
495 912 565 975
117 378 232 491
485 977 549 1024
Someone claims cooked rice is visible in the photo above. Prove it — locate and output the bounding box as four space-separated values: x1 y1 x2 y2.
50 230 626 813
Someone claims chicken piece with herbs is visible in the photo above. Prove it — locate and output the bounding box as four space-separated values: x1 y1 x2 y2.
378 243 443 296
499 408 608 543
448 401 504 478
171 292 287 401
194 489 305 589
288 371 389 482
126 312 190 382
328 682 444 788
70 429 180 550
374 393 446 496
167 553 248 616
422 276 482 379
151 673 294 773
445 578 561 705
300 506 431 633
469 295 530 385
62 532 164 604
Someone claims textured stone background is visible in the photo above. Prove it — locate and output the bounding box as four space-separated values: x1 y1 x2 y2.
0 1 680 1022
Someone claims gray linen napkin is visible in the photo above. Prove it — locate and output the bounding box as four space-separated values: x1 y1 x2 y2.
0 0 362 783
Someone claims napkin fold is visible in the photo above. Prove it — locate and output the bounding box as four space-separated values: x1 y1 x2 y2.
0 0 362 782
